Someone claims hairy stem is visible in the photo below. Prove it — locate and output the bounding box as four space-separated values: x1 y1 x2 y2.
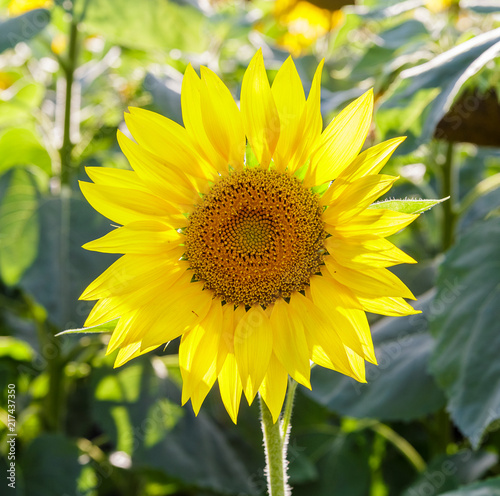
260 395 289 496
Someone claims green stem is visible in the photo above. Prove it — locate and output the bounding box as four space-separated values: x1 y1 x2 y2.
441 142 457 251
370 422 426 473
59 18 79 186
260 396 289 496
281 378 298 438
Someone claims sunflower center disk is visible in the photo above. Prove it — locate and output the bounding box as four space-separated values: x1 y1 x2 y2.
184 169 326 307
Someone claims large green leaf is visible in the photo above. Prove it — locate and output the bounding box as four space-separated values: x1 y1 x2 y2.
0 9 51 53
83 0 208 53
19 193 117 329
439 477 500 496
401 451 498 496
20 434 81 496
0 168 39 286
305 291 445 421
91 359 259 495
378 28 500 152
429 217 500 448
0 128 51 175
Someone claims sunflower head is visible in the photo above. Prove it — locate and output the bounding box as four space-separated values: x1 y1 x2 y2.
80 50 420 423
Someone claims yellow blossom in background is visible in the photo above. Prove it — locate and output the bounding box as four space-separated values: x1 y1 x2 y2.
0 72 14 90
425 0 454 13
51 33 67 55
8 0 53 16
80 51 420 423
274 0 348 55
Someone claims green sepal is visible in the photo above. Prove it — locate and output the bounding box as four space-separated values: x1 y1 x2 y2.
56 319 118 337
369 197 448 214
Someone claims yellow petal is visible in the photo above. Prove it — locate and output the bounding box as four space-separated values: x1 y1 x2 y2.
324 257 416 300
311 89 373 185
85 166 151 193
234 306 272 404
241 50 280 169
218 352 243 424
320 137 406 205
271 56 306 172
259 354 288 423
218 304 235 370
329 209 418 238
81 255 187 301
113 341 160 368
309 275 376 364
291 59 324 177
325 235 417 268
106 312 136 355
117 130 201 208
182 64 227 171
79 181 183 227
139 281 213 350
290 292 356 379
358 295 421 317
345 347 366 383
124 107 215 180
97 272 202 345
83 221 182 254
323 174 398 226
200 66 245 170
179 303 223 412
270 298 311 388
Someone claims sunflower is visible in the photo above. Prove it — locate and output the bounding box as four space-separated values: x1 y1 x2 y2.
273 0 349 56
80 51 419 423
8 0 53 16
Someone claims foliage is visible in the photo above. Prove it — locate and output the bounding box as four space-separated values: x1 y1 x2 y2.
1 0 500 494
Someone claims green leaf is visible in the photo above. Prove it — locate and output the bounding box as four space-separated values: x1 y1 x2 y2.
56 319 118 337
83 0 208 53
19 193 117 329
0 336 34 361
401 451 498 496
91 359 259 495
0 9 51 53
20 434 81 496
378 28 500 152
462 0 500 14
0 168 39 286
370 197 448 214
429 217 500 448
305 291 445 421
0 128 52 175
438 477 500 496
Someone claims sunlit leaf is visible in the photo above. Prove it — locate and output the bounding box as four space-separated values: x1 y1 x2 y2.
378 28 500 152
83 0 208 53
0 168 39 286
370 198 448 214
56 319 118 337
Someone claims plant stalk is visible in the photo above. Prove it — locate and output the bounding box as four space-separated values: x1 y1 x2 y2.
259 380 298 496
59 18 79 186
260 396 288 496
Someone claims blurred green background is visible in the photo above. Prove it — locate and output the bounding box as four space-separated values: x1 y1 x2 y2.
1 0 500 494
